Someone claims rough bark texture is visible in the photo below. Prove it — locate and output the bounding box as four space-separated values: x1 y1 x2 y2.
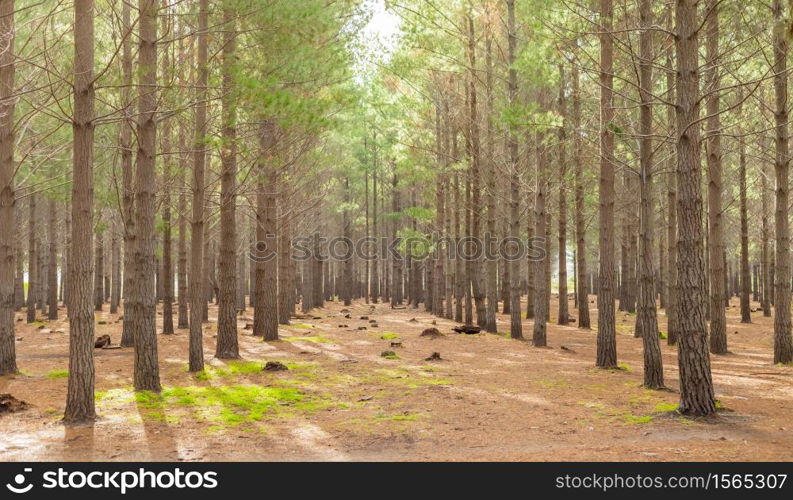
189 0 208 372
557 68 569 326
772 0 793 363
47 199 58 320
506 0 522 339
572 59 590 329
254 119 278 341
637 0 663 389
738 94 751 323
705 0 727 354
131 0 161 392
120 0 135 347
597 0 617 368
215 4 239 358
0 0 17 375
533 137 548 347
26 194 36 324
665 51 680 345
675 0 716 416
65 0 96 422
177 121 189 329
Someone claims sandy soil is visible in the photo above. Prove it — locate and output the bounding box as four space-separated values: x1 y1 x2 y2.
1 295 792 462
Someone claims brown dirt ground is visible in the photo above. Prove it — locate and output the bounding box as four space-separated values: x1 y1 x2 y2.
1 295 792 462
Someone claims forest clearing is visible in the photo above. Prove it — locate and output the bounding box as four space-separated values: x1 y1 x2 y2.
2 295 792 461
3 0 793 472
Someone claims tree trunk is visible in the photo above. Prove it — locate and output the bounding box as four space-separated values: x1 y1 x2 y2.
215 4 239 358
26 193 36 323
120 0 135 347
597 0 617 368
254 119 279 341
674 0 716 415
705 0 727 354
47 199 58 320
188 0 208 372
65 0 96 422
506 0 522 339
533 135 549 346
738 92 751 323
94 229 103 311
0 0 17 375
557 66 569 326
772 0 793 363
572 57 590 328
131 0 161 391
110 219 120 314
665 50 680 345
637 0 663 388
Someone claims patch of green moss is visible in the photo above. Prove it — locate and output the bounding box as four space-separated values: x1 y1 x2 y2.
282 336 332 343
191 361 264 381
134 384 325 429
379 333 399 340
618 363 632 372
623 414 653 424
654 402 678 412
46 369 69 379
291 323 315 330
659 331 668 339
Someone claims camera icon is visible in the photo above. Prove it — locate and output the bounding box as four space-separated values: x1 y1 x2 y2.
6 468 33 494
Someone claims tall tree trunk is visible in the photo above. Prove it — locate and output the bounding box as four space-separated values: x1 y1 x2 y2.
370 137 380 303
254 119 279 341
188 0 208 372
762 146 772 317
772 0 793 363
110 219 120 314
47 199 58 320
557 66 569 326
597 0 617 367
131 0 161 391
177 122 189 329
390 172 403 307
572 57 590 328
278 206 291 323
215 3 239 357
483 34 497 332
506 0 522 339
665 51 680 345
706 0 727 354
26 194 36 323
0 0 17 375
637 0 663 388
94 229 103 310
120 0 135 347
675 0 716 415
65 0 96 422
738 92 751 323
533 135 548 346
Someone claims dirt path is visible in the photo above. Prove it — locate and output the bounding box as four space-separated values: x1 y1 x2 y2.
2 296 792 461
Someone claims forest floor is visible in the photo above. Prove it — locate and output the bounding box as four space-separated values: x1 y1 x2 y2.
2 295 793 461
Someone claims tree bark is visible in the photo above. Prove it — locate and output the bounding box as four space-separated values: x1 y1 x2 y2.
254 119 279 341
674 0 716 415
597 0 617 368
131 0 161 391
706 0 727 354
557 66 569 326
772 0 793 363
188 0 208 372
120 0 135 347
637 0 663 388
572 57 590 329
0 0 17 375
26 194 36 323
506 0 523 339
65 0 96 422
47 199 58 320
215 3 239 357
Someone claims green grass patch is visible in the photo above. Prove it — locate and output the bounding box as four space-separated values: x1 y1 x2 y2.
379 333 399 340
291 323 315 330
282 336 332 343
654 402 678 412
192 361 264 381
618 363 632 372
46 369 68 379
134 384 324 429
622 414 653 424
